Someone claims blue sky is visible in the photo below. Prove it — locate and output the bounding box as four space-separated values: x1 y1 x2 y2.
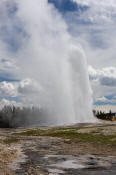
48 0 78 12
0 0 116 107
48 0 88 13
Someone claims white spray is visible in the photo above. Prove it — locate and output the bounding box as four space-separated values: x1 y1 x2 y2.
0 0 96 125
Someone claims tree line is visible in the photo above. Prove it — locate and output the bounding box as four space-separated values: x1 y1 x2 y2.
0 106 45 128
0 105 115 128
93 109 116 121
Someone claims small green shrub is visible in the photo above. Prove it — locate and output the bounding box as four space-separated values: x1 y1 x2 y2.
3 137 19 144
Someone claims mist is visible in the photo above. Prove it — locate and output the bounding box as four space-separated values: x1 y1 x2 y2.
0 0 96 126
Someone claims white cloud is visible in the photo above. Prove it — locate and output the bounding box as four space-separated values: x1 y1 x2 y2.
96 96 108 102
73 0 116 25
88 66 116 86
0 78 42 107
18 78 41 95
0 81 17 97
95 96 115 103
94 96 116 106
0 98 22 108
69 0 116 72
88 66 116 104
0 58 18 72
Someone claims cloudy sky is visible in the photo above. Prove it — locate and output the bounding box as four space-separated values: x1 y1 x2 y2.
49 0 116 106
0 0 116 107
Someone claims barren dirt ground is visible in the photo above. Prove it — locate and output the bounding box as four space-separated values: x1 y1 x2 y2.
0 122 116 175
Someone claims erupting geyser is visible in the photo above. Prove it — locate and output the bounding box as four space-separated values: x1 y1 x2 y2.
0 0 96 126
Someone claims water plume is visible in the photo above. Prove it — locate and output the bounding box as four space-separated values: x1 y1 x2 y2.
0 0 96 126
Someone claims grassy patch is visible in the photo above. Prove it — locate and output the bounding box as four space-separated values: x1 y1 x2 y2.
45 130 116 145
89 128 103 134
14 128 78 136
3 137 19 144
15 129 50 136
14 127 116 146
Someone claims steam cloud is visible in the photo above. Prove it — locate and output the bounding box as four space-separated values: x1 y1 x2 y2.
0 0 96 126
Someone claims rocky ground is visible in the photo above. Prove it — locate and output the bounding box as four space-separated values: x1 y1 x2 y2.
0 121 116 175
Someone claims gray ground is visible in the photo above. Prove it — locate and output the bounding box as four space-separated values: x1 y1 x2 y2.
0 122 116 175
